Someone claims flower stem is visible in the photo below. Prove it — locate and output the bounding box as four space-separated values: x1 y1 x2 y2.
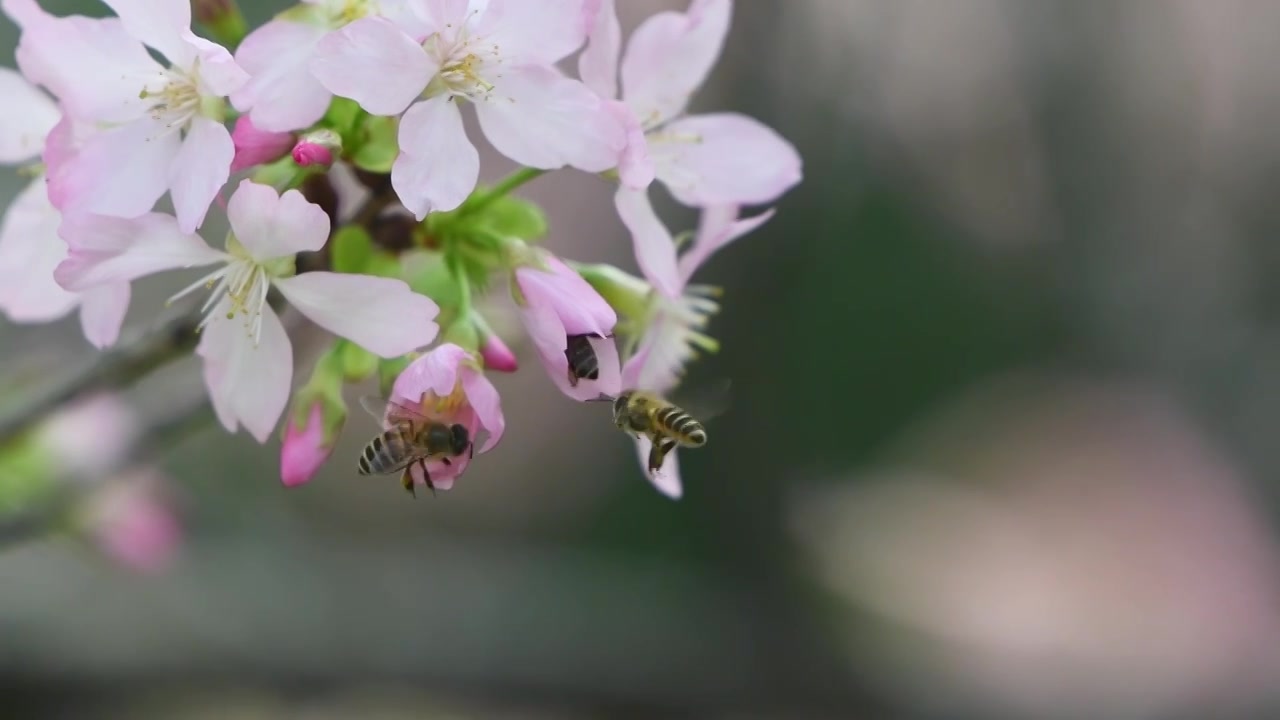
462 167 546 216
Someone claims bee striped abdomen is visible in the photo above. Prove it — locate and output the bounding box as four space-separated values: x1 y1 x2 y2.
358 428 413 475
656 405 707 447
565 334 600 385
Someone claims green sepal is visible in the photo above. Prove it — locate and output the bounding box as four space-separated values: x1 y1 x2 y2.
250 154 303 191
441 317 480 352
404 251 461 308
289 345 348 443
331 225 374 274
575 262 652 321
377 356 414 397
472 194 547 242
365 250 404 280
350 115 398 173
340 341 379 383
323 97 364 145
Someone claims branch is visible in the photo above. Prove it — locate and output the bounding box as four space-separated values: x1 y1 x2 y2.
0 308 203 446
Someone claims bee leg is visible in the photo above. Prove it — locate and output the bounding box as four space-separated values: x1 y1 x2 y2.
469 442 474 460
566 364 579 387
400 468 417 499
647 439 678 473
419 458 437 497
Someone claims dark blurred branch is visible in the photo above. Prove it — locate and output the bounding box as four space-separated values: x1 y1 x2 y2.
0 309 203 446
0 394 214 549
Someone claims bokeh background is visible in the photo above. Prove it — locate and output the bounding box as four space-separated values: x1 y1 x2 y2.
5 1 1280 718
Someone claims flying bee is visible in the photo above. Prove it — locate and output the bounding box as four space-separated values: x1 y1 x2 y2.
565 333 604 387
357 395 473 498
594 382 729 475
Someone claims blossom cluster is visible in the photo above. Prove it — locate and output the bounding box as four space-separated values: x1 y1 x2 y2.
0 0 800 499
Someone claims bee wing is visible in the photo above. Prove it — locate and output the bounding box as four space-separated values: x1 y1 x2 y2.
672 378 732 423
358 394 430 426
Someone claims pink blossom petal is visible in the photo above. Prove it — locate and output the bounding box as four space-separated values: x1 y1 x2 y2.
652 113 802 207
678 205 775 283
170 116 234 233
461 367 505 452
15 13 161 124
516 257 616 337
475 65 624 173
56 117 180 220
55 212 224 291
578 0 620 100
634 435 682 498
392 343 471 404
226 180 330 259
0 178 76 322
0 67 58 163
101 0 195 68
609 100 654 189
614 186 681 298
182 30 249 96
392 97 478 219
230 115 294 172
311 16 436 116
484 0 589 65
231 20 332 132
390 0 467 37
77 282 130 349
198 298 293 443
623 310 687 396
620 0 730 126
274 272 439 358
1 0 42 28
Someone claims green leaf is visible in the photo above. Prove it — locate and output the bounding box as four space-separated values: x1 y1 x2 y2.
341 341 379 383
351 115 398 173
331 225 374 274
473 194 547 241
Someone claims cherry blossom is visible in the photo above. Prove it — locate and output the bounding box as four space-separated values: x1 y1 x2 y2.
514 253 622 401
55 180 440 442
618 203 773 498
580 0 798 292
388 343 505 491
232 0 408 132
311 0 625 218
0 67 131 347
5 0 249 232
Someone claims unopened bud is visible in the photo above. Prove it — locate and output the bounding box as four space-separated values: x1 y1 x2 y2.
292 129 342 168
480 332 518 373
231 116 294 172
280 402 342 487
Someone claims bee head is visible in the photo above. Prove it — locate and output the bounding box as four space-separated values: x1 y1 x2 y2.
449 423 470 456
612 391 632 424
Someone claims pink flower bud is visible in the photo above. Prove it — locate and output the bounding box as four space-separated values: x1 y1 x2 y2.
480 332 518 373
230 116 294 172
292 129 341 168
280 403 336 487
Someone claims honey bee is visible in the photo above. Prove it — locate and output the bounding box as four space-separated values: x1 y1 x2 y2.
608 389 712 474
357 395 473 497
565 333 603 387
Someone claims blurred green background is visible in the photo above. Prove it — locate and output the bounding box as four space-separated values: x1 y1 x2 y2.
4 1 1280 718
